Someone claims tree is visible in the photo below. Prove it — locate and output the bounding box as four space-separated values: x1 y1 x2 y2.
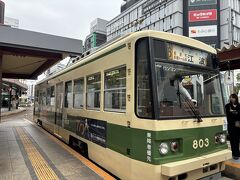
234 83 240 94
237 73 240 82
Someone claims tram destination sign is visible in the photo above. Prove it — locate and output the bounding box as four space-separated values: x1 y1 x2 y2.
167 43 208 66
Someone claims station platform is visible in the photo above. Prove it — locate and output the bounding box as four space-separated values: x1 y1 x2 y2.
0 112 114 180
224 159 240 179
1 107 26 117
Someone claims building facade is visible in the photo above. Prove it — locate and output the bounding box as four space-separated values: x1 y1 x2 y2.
107 0 184 42
121 0 142 12
84 18 108 53
107 0 240 48
220 0 240 47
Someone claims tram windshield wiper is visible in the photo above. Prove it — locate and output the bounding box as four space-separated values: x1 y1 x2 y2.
203 73 219 83
176 83 203 123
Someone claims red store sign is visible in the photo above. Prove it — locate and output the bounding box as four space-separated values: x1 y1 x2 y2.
189 9 217 22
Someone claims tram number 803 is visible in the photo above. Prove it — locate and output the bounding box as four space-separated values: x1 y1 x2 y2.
192 138 209 149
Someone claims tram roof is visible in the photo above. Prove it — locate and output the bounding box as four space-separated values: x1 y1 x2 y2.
36 30 217 85
0 25 83 79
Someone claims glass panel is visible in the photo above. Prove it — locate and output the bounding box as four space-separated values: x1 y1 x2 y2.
65 81 73 108
104 66 126 112
46 88 51 105
56 83 63 108
73 78 84 108
155 62 224 118
56 82 63 126
87 73 101 110
50 86 55 106
42 91 46 106
136 38 153 118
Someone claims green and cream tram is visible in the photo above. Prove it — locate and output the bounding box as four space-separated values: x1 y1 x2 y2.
34 31 231 180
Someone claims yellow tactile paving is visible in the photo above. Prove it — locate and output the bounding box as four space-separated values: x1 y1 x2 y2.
44 133 115 180
15 127 59 180
25 119 115 180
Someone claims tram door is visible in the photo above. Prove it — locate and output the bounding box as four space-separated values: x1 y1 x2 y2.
55 82 64 136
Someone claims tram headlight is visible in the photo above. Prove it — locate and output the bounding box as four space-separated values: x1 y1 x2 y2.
219 134 226 144
159 142 169 155
215 133 226 144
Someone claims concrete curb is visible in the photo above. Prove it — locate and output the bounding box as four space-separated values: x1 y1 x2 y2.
1 108 27 117
223 160 240 179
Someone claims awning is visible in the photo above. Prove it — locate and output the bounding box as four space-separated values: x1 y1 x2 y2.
0 25 83 79
217 44 240 71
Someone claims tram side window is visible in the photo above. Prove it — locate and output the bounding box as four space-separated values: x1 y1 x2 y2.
73 78 84 109
35 90 39 104
46 88 51 106
87 73 101 110
206 77 224 115
136 38 153 118
42 91 47 106
50 86 55 106
65 81 73 108
39 91 42 105
104 66 126 112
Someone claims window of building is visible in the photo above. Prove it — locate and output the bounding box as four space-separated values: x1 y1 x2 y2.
87 73 101 110
104 66 126 112
73 78 84 109
65 81 73 108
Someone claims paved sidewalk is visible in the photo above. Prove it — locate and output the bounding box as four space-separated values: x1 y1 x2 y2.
0 114 111 180
0 107 26 117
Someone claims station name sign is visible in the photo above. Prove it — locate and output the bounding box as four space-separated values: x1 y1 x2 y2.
189 0 217 6
142 0 167 14
167 43 208 66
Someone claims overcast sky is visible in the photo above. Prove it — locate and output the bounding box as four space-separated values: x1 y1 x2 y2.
3 0 123 40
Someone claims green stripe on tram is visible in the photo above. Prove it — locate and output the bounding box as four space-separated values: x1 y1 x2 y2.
107 123 227 165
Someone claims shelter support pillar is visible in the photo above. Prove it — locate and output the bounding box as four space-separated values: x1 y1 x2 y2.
8 85 11 111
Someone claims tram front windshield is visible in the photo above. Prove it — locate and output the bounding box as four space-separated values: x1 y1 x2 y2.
155 62 224 118
136 38 225 119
